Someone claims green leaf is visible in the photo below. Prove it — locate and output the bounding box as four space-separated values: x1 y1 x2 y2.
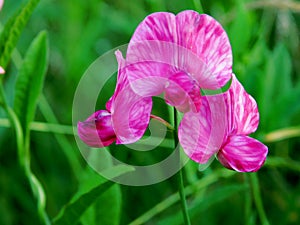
13 31 49 136
260 43 293 130
79 149 134 225
52 180 114 225
53 163 134 225
229 1 252 57
0 0 40 69
80 167 122 225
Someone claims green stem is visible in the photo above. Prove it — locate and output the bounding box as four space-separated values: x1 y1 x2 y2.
128 169 234 225
244 174 252 225
250 173 270 225
173 107 191 225
0 84 50 225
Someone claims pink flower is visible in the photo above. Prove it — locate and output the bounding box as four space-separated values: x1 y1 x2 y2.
125 10 232 113
178 74 268 172
77 51 152 147
0 0 3 11
0 66 4 74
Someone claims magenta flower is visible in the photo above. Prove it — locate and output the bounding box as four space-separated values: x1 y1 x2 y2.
125 10 232 113
178 74 268 172
78 51 152 147
0 67 4 75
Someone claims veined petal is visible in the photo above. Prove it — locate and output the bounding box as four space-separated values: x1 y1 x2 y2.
175 11 232 88
164 71 201 112
126 10 232 100
228 75 259 135
130 12 177 43
78 110 116 148
217 135 268 172
126 60 202 113
178 95 227 164
112 83 152 144
106 50 128 112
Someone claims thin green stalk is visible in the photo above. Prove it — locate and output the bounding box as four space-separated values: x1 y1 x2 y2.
128 169 234 225
173 108 191 225
244 174 252 225
0 84 50 225
39 94 82 179
250 173 270 225
192 0 204 13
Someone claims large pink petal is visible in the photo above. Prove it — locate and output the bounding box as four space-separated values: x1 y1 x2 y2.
77 110 116 148
217 135 268 172
130 12 177 43
106 50 129 112
175 11 232 88
112 82 152 144
227 75 259 135
128 11 232 89
178 95 228 164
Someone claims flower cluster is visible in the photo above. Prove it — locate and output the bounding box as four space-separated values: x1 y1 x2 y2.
78 10 268 172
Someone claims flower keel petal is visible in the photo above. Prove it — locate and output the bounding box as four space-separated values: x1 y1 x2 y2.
217 135 268 172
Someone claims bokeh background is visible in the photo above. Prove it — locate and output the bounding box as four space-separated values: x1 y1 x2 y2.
0 0 300 224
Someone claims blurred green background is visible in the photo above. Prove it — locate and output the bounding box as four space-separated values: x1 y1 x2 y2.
0 0 300 224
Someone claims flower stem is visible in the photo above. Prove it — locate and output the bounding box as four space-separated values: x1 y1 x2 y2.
250 173 270 225
173 107 191 225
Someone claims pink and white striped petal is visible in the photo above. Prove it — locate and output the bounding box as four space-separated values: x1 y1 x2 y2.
112 83 152 144
228 75 259 135
178 95 228 164
217 135 268 172
127 11 232 90
175 11 232 89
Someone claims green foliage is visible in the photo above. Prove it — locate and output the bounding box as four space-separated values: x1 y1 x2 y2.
14 30 48 137
52 180 114 225
0 0 40 69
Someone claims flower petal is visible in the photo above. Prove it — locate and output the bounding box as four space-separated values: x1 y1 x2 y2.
126 59 202 113
0 66 5 74
78 110 116 148
130 12 177 43
175 11 232 88
228 75 259 135
106 50 128 112
126 11 232 112
217 135 268 172
0 0 3 11
112 82 152 144
178 95 228 164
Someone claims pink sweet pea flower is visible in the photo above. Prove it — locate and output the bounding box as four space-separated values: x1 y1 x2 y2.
0 0 3 11
178 74 268 172
78 51 152 147
125 10 232 113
